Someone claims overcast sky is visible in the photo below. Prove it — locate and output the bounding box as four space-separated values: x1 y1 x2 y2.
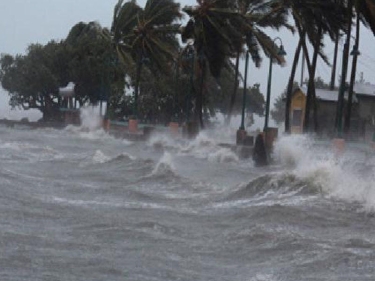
1 0 375 122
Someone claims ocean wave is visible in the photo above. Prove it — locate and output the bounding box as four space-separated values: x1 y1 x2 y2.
143 152 177 179
147 133 184 151
225 173 320 202
79 150 136 167
178 131 240 163
274 135 375 212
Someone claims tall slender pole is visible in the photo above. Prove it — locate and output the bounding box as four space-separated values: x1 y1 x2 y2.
330 33 339 90
300 51 305 86
335 0 353 136
330 0 341 90
344 14 360 134
285 39 302 133
239 52 249 130
264 57 273 132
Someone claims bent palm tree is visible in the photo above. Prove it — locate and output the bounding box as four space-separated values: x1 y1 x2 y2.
277 0 349 133
225 0 291 125
341 0 375 133
111 0 181 118
181 0 244 128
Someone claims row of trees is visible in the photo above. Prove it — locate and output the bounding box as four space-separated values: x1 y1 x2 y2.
0 15 265 124
111 0 287 128
1 0 375 133
111 0 375 133
0 22 127 121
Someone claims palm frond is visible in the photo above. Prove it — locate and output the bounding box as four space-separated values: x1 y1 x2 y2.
144 0 182 27
356 0 375 35
252 28 285 65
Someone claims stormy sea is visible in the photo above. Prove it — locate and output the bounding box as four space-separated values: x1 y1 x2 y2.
1 114 375 281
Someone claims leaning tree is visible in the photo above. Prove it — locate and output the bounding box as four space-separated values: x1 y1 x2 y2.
225 0 291 125
111 0 182 119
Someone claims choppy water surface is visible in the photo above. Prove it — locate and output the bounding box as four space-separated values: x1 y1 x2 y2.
1 122 375 281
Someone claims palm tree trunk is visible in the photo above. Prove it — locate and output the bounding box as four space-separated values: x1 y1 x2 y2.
293 20 313 132
197 59 205 129
335 0 353 134
344 13 360 134
304 22 322 133
330 33 340 90
134 53 143 119
225 51 240 125
285 39 302 133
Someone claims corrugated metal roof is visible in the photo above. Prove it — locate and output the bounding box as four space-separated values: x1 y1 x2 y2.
300 86 358 102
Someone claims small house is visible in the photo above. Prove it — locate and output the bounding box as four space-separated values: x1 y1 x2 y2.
290 87 356 136
290 83 375 139
59 82 80 125
353 82 375 141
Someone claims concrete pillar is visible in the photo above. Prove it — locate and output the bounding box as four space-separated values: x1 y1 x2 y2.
184 121 199 139
236 129 247 145
128 119 138 133
103 119 110 132
264 127 278 150
332 138 345 155
169 122 179 136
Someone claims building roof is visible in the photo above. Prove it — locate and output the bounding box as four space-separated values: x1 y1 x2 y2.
354 82 375 97
59 82 75 97
299 86 358 103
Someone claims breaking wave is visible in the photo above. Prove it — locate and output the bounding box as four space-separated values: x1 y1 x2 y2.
273 135 375 211
149 152 176 177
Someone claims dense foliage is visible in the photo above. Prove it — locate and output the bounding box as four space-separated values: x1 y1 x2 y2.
0 0 374 133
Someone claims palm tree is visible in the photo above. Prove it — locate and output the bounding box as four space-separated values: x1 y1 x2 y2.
181 0 244 128
225 0 291 125
342 0 375 134
279 0 349 133
344 13 360 134
329 0 343 91
111 0 182 119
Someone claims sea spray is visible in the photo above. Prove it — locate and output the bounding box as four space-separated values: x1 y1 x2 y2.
151 152 175 175
179 131 218 158
80 106 103 131
207 148 239 163
274 135 375 211
92 150 111 164
64 107 116 141
147 132 184 151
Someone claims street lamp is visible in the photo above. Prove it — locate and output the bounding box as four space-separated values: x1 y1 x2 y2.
264 37 286 133
344 44 361 133
237 47 261 146
350 44 360 56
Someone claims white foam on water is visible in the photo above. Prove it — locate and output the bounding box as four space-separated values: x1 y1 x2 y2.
0 141 64 162
178 130 241 164
150 151 176 176
64 107 118 142
274 135 375 211
80 106 102 131
249 273 279 281
92 150 111 164
147 132 183 151
77 129 114 141
207 148 239 163
179 131 219 158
